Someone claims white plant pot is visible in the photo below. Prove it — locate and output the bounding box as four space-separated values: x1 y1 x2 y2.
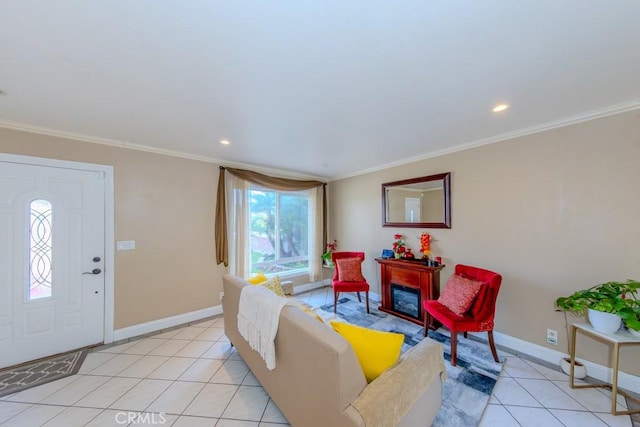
628 328 640 338
587 308 621 333
560 357 587 379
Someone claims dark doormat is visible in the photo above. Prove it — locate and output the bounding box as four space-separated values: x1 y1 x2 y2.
0 349 88 398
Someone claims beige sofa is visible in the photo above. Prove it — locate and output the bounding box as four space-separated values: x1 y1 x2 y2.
222 274 446 427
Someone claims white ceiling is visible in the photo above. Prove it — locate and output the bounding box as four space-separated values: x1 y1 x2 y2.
1 1 639 179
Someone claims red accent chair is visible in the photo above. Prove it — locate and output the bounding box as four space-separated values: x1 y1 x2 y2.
423 264 502 366
331 251 370 314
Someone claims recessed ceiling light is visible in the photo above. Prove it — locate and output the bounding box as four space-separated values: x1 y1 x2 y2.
220 139 230 145
492 104 509 113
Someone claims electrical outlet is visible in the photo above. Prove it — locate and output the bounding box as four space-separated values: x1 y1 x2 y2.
219 292 224 301
546 329 558 345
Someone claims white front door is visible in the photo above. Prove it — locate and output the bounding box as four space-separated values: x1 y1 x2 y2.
404 197 421 223
0 160 105 369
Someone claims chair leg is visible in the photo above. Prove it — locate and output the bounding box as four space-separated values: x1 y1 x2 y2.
334 291 339 313
487 330 499 362
463 332 468 339
451 332 458 366
357 292 362 302
365 292 370 313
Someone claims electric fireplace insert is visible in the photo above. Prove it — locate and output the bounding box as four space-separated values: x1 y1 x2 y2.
391 284 421 320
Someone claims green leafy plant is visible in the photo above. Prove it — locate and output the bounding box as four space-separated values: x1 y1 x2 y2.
321 239 338 265
555 280 640 331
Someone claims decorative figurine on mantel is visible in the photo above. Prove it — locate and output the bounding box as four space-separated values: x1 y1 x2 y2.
402 248 415 259
419 232 431 260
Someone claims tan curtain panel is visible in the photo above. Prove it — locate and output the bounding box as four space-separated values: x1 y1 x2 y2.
215 166 327 267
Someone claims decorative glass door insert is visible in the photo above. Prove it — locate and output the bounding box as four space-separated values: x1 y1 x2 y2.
29 199 53 300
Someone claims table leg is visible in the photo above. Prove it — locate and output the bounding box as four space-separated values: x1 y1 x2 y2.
569 324 577 388
611 342 620 415
567 324 640 416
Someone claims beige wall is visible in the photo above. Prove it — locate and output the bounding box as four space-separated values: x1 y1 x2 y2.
0 128 226 329
3 109 639 375
329 110 640 375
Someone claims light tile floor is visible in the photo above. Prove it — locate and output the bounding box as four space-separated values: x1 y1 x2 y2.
0 285 636 426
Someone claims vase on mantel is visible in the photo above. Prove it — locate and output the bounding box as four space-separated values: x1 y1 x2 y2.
402 249 415 259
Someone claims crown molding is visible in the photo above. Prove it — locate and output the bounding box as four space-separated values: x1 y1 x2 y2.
2 99 638 183
331 100 640 181
0 119 325 181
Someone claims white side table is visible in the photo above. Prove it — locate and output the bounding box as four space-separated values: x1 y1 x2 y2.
322 264 334 286
569 323 640 415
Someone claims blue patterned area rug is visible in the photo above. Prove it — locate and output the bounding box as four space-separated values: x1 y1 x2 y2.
320 296 505 427
0 350 87 398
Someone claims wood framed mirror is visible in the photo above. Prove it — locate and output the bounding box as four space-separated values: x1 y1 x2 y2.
382 172 451 228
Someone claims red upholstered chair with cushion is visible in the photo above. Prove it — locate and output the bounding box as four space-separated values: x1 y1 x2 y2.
331 251 370 314
423 264 502 366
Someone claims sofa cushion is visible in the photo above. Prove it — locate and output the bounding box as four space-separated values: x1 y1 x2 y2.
336 257 366 282
330 321 403 383
437 274 483 316
247 271 268 284
260 275 285 297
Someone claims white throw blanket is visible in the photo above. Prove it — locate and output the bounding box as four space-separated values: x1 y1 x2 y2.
237 285 296 370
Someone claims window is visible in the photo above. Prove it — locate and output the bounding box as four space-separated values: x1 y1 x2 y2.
29 199 53 300
218 167 324 280
249 186 310 275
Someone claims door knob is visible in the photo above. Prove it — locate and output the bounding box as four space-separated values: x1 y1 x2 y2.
83 268 102 275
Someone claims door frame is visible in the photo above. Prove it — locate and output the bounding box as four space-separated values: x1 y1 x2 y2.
0 152 116 344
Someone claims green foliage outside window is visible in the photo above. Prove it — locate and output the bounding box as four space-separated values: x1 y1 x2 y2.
250 188 310 275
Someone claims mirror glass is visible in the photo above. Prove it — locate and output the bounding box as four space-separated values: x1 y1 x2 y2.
382 172 451 228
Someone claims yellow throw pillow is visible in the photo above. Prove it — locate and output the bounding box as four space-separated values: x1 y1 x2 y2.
330 321 404 382
260 275 285 297
246 271 268 284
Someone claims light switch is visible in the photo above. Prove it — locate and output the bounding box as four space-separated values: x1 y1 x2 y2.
117 240 136 251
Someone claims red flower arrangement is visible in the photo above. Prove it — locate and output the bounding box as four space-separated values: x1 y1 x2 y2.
321 239 338 265
392 234 407 258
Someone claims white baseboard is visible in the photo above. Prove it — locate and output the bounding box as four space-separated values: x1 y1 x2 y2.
292 280 382 303
110 293 640 395
471 330 640 394
292 280 326 294
111 304 223 342
109 282 377 343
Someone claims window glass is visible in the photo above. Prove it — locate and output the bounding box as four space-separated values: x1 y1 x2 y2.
29 199 53 300
249 187 309 275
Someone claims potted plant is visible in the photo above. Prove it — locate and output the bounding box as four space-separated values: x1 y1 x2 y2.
555 280 640 334
391 234 407 259
554 279 640 377
628 306 640 338
321 239 338 267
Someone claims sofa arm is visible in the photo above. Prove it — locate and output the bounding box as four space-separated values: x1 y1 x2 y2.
347 338 446 427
